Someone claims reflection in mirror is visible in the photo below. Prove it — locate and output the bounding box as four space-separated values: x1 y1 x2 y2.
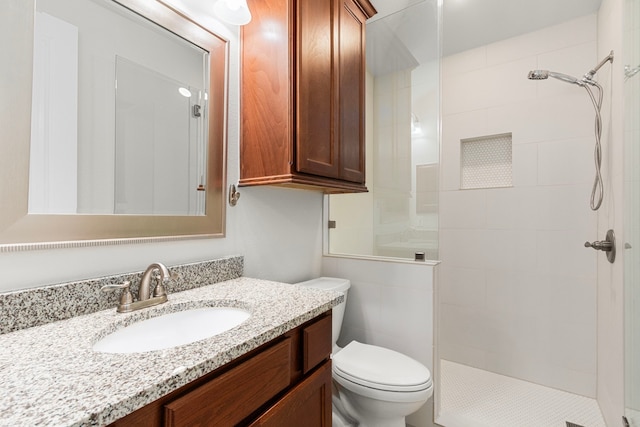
114 57 207 215
30 0 209 216
0 0 227 249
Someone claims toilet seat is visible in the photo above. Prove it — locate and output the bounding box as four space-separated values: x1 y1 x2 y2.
332 341 432 394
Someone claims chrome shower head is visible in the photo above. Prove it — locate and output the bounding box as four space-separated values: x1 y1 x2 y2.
527 70 583 86
527 70 549 80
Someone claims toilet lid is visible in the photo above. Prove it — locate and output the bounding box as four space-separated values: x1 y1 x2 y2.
332 341 432 392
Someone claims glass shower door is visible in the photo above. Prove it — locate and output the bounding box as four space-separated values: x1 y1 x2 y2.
327 1 440 261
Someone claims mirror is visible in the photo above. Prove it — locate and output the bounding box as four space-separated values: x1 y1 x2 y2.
0 0 227 250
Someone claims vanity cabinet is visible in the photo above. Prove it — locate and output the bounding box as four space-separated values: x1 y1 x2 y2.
108 312 332 426
248 362 332 426
240 0 377 193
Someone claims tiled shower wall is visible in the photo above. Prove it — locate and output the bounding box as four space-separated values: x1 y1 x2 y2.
439 14 599 397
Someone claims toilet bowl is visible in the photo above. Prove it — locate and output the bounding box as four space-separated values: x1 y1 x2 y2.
296 277 433 427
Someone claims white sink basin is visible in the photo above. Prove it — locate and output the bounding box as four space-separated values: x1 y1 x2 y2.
93 307 251 354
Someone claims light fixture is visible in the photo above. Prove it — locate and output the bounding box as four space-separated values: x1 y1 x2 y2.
213 0 252 26
178 87 192 97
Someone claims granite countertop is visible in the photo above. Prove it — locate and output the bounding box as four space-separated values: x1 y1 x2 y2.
0 277 342 427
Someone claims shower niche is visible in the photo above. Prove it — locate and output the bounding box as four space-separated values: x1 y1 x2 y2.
460 133 513 190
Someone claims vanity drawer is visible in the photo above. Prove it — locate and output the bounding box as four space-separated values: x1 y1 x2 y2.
302 313 332 374
248 360 332 427
163 338 292 427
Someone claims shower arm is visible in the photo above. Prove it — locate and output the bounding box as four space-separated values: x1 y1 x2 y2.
584 50 614 80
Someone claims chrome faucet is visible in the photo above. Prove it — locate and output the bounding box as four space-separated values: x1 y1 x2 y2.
102 262 174 313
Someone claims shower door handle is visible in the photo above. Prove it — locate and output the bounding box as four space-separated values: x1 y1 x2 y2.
584 229 616 263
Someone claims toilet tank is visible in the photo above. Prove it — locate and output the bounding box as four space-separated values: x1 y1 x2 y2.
296 277 350 351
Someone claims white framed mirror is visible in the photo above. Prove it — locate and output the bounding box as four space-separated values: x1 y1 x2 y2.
0 0 228 251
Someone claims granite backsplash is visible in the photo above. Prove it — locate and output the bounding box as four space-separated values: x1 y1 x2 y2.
0 255 243 334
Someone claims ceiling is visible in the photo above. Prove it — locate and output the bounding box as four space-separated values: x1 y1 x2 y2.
364 0 602 74
437 0 603 56
170 0 603 69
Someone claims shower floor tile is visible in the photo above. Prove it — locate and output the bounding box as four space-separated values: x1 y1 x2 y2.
437 360 605 427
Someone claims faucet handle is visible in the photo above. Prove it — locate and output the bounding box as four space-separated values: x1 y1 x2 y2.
152 272 178 298
101 281 134 306
153 280 167 298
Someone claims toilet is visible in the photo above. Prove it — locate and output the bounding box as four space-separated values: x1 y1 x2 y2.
296 277 433 427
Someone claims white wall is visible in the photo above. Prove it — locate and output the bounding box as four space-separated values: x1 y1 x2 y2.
596 0 625 424
0 1 324 292
439 14 600 397
322 255 436 427
411 60 440 235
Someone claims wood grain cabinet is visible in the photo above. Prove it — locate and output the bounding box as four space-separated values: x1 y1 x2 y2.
109 312 332 427
240 0 377 193
248 362 332 427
